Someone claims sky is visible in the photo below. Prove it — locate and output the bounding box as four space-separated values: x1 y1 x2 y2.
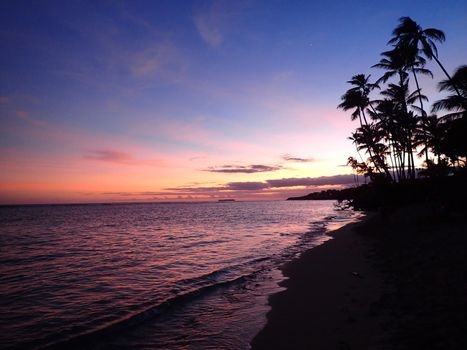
1 0 466 204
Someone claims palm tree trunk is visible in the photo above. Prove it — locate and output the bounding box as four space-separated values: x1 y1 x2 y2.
357 112 363 128
432 55 462 97
360 107 369 126
356 148 365 164
357 110 381 173
406 128 416 179
389 145 398 181
412 69 429 164
401 149 406 180
406 145 412 179
394 147 401 181
360 109 392 180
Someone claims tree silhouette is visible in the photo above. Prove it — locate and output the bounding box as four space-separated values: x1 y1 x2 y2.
341 17 466 183
389 16 461 96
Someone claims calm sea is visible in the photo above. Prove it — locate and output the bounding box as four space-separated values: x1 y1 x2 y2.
0 200 357 349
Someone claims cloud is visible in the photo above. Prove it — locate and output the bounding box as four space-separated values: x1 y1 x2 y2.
128 43 179 78
164 182 269 192
129 50 162 77
193 0 247 48
226 182 269 190
15 110 46 126
94 174 355 202
194 13 224 47
189 155 208 161
82 149 164 167
163 174 354 194
266 175 355 188
0 96 12 105
204 164 283 173
281 154 315 162
167 174 355 192
84 150 134 163
163 186 226 193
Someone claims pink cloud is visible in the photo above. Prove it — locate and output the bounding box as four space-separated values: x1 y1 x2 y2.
83 149 163 166
0 96 12 105
15 110 46 126
84 149 134 163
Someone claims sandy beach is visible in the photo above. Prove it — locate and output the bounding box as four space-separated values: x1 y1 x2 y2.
251 206 467 349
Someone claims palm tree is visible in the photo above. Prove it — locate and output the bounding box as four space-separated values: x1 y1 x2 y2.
347 156 368 184
346 74 379 96
349 125 392 180
339 75 393 179
432 65 467 120
343 19 463 179
389 16 461 96
415 114 445 164
338 89 367 126
338 74 378 126
370 98 405 181
373 48 408 85
377 77 423 179
432 65 467 167
373 44 433 163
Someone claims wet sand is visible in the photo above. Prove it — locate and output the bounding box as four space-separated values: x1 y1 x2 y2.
251 215 384 349
251 207 467 349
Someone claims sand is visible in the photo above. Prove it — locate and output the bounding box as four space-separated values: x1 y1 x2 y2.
251 216 384 349
251 207 467 349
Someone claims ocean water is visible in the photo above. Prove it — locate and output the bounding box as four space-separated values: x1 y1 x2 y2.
0 200 357 349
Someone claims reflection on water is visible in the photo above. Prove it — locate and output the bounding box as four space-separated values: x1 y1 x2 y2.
0 200 356 349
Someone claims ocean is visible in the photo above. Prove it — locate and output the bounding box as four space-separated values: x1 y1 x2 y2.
0 200 357 349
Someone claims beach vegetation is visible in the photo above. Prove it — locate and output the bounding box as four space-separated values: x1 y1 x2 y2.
339 17 466 183
291 17 466 212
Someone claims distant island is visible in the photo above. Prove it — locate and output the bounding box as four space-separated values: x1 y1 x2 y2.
287 188 352 201
218 199 236 202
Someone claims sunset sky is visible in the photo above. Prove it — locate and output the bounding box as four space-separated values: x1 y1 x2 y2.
1 0 466 204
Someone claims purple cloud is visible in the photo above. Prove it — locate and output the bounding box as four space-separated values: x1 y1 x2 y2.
226 182 269 190
163 186 226 192
101 174 355 202
266 175 355 188
205 164 282 173
281 154 315 162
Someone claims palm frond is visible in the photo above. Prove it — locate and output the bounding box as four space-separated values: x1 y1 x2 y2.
423 28 445 42
413 67 433 78
432 95 466 112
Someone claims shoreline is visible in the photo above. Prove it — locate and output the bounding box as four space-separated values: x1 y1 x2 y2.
251 205 467 349
251 213 384 349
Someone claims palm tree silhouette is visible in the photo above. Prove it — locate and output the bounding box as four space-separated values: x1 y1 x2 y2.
432 65 467 120
338 74 378 126
389 16 461 97
432 65 467 167
339 74 393 178
372 46 434 161
342 18 465 181
415 114 445 164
